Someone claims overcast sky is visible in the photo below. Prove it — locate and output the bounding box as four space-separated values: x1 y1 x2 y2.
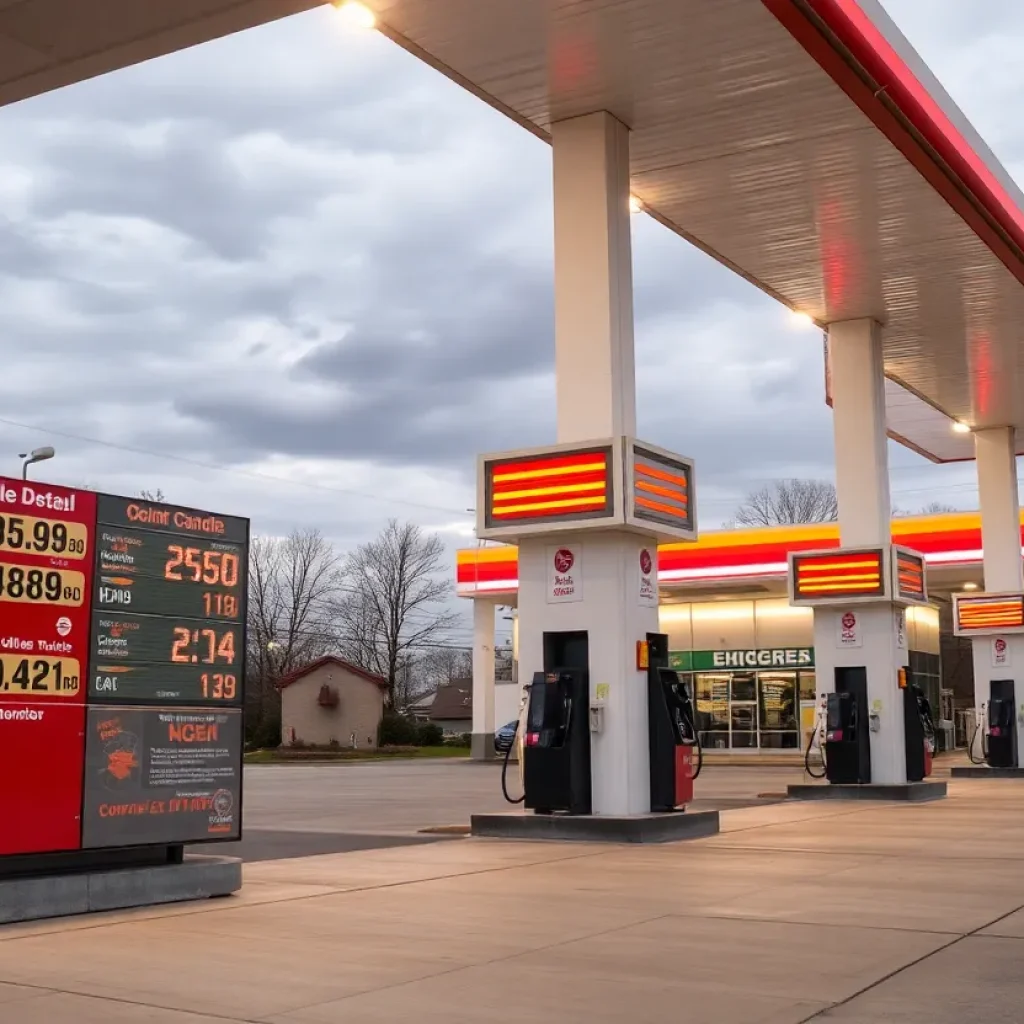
0 0 1019 644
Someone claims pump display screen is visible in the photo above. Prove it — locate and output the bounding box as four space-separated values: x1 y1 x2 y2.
629 444 693 533
483 445 614 530
954 594 1024 635
791 549 886 601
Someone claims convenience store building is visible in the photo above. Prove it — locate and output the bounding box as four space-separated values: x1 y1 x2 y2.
457 511 1001 755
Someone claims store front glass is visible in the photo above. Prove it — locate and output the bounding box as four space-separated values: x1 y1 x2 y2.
690 668 809 750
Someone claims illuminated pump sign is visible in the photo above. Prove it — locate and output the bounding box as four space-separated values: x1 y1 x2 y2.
625 442 694 536
788 544 929 607
894 548 927 604
477 437 696 542
789 547 887 604
953 593 1024 636
0 479 248 860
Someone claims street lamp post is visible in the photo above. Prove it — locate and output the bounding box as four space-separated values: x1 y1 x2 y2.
18 446 55 480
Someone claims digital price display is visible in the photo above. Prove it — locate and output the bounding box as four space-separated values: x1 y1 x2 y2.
790 548 887 602
954 593 1024 636
88 496 248 706
482 445 615 532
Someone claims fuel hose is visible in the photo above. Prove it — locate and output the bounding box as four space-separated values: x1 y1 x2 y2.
501 722 525 804
804 722 827 779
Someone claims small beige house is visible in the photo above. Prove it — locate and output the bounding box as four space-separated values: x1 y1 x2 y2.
277 656 388 749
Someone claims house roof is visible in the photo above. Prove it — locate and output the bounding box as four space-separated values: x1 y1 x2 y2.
428 680 473 722
276 656 388 691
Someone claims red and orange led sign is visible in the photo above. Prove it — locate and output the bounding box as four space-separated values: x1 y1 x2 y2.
954 594 1024 635
483 445 614 530
629 444 693 534
894 550 926 603
791 548 886 602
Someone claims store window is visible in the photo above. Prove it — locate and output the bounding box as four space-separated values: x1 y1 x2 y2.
759 673 799 749
690 669 813 750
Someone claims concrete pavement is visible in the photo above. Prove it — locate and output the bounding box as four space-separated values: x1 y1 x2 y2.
2 775 1024 1021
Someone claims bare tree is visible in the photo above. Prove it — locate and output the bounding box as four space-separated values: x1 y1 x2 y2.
138 488 167 502
892 501 959 518
420 646 473 690
334 519 459 705
246 529 344 740
735 479 838 526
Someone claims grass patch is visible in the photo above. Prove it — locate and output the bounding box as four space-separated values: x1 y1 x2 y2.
244 745 471 765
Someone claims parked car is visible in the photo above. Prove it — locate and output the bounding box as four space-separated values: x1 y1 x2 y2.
494 720 517 753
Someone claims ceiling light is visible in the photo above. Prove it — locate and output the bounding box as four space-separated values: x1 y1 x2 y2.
788 310 816 328
962 582 980 591
628 195 643 214
333 1 376 29
952 420 971 434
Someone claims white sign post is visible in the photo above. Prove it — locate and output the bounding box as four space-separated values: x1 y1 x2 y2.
836 610 862 648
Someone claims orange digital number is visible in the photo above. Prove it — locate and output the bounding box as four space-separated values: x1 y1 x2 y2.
201 672 237 700
171 626 191 663
202 592 239 618
165 545 184 581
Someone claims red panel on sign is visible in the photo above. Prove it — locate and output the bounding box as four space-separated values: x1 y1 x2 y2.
0 478 95 704
0 701 85 855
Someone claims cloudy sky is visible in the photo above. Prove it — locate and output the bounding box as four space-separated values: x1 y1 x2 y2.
0 0 1020 642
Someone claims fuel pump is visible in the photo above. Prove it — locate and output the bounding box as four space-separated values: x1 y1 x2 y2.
902 678 934 782
987 680 1018 769
646 633 702 812
824 668 871 785
521 666 592 815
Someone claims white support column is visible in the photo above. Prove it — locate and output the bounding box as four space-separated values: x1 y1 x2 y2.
470 600 496 760
829 319 891 548
515 111 658 816
976 428 1023 592
972 428 1024 749
821 318 907 785
553 111 636 442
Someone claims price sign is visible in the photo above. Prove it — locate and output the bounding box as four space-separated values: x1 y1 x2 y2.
94 526 243 620
0 512 89 559
0 479 97 707
0 654 81 696
0 562 85 606
88 496 248 707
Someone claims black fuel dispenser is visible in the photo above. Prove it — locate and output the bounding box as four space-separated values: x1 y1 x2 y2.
646 632 701 811
902 681 935 781
987 679 1018 769
522 630 592 814
824 667 871 785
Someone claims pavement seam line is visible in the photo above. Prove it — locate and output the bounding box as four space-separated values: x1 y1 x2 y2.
0 849 613 945
269 911 679 1019
794 899 1024 1022
0 984 263 1023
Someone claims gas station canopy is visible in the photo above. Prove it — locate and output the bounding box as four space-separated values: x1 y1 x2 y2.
2 0 1023 463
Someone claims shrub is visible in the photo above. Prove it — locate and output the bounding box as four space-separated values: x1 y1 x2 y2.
416 722 444 747
379 712 417 746
445 732 472 748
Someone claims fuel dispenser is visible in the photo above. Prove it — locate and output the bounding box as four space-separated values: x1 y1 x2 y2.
987 680 1018 769
902 680 935 781
824 668 871 785
521 630 592 815
645 632 701 811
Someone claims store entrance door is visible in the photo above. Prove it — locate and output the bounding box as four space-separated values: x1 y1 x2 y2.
730 673 758 748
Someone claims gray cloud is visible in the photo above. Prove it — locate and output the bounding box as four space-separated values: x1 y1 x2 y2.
0 0 1010 556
